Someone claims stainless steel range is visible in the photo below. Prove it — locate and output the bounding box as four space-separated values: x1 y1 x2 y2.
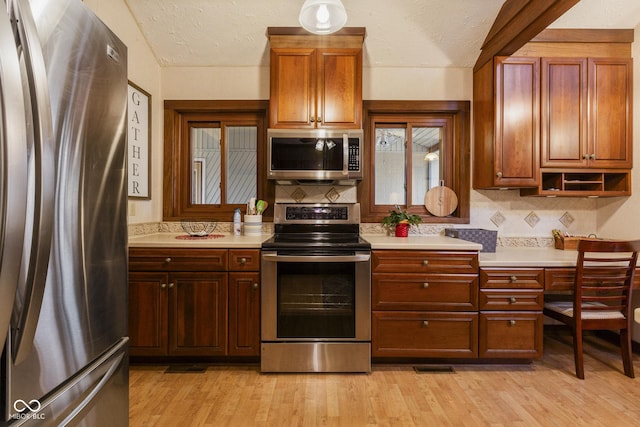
261 203 371 373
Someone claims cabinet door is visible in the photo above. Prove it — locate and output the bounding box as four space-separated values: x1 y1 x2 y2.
317 48 362 128
128 272 169 357
270 48 316 128
541 58 588 168
494 56 540 187
169 272 228 356
228 272 261 356
588 58 632 168
479 312 543 359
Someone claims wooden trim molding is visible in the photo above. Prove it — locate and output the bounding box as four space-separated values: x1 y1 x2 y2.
474 0 580 71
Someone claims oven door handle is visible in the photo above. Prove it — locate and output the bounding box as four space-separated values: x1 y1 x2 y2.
262 253 371 263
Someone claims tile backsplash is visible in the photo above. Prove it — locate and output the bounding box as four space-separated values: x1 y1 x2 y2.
130 186 600 249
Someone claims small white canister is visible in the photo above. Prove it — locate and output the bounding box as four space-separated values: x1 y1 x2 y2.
243 214 262 235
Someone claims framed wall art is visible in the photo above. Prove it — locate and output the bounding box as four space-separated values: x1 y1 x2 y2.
127 81 151 199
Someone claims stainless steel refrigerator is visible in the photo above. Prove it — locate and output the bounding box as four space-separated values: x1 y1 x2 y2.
0 0 128 425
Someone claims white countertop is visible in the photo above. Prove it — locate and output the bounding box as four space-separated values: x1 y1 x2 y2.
127 232 585 267
128 233 269 249
363 234 483 251
479 247 579 267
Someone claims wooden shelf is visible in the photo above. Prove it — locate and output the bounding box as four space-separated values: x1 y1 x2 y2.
520 169 631 197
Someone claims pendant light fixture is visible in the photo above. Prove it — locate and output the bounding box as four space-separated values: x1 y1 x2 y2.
299 0 348 35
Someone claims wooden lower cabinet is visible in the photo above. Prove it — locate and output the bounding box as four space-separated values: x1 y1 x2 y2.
372 311 478 358
371 250 479 358
128 248 260 358
479 268 544 359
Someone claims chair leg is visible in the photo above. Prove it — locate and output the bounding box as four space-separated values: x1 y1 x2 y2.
573 327 585 379
620 328 635 379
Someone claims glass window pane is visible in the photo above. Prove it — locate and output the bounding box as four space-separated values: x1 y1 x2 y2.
374 128 406 205
190 127 221 204
411 127 442 205
226 126 257 204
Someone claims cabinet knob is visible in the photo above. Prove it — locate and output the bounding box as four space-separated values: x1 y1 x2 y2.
164 257 172 263
161 283 167 289
496 171 503 178
510 297 517 304
509 275 517 283
422 282 429 289
422 320 429 327
252 283 259 290
509 320 516 326
590 154 596 160
239 257 247 264
582 154 589 160
310 117 315 123
422 260 429 266
317 116 322 123
168 282 175 288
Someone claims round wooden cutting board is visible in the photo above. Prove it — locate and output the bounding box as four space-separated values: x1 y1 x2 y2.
424 185 458 217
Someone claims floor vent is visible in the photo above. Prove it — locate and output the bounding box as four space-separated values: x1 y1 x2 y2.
164 365 207 373
413 365 455 374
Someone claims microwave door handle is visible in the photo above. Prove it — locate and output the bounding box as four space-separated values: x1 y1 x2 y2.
10 0 56 365
262 253 371 263
342 134 349 175
0 5 29 350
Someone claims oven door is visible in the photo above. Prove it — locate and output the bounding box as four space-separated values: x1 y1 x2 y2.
261 251 371 342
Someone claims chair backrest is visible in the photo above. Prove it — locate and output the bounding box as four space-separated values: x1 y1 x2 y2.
574 239 640 322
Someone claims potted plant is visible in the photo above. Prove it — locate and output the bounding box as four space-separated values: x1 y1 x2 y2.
381 206 422 237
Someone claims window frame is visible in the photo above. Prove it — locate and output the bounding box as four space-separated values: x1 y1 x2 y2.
360 100 470 224
163 100 270 221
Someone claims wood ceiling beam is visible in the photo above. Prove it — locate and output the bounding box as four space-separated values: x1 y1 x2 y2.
474 0 581 71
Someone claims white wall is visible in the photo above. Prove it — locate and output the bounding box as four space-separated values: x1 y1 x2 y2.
85 0 164 224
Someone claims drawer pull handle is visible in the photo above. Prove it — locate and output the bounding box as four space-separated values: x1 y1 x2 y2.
240 257 247 264
164 257 172 263
252 283 259 290
509 275 517 283
422 320 429 327
509 320 516 326
160 283 167 289
422 282 429 289
422 260 429 266
510 297 517 304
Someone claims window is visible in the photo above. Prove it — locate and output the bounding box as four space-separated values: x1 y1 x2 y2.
360 101 470 223
163 100 269 221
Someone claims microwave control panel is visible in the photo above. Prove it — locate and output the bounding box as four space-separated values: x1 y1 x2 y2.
348 139 360 172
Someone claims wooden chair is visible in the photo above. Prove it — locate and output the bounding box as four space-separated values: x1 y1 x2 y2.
544 239 640 379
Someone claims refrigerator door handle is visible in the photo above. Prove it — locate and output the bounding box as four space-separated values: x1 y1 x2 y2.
0 2 28 350
9 0 56 365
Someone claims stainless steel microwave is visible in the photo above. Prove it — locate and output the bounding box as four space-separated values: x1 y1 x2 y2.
267 129 364 181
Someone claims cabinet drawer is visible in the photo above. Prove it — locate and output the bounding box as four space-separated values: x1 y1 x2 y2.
129 248 228 271
479 312 543 359
372 251 478 274
544 268 574 292
480 268 544 289
372 274 478 311
479 289 543 311
545 267 640 292
229 249 260 271
372 311 478 358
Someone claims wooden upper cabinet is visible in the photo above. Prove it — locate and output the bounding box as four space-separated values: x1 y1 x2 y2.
542 57 632 169
588 58 633 168
473 56 540 189
267 28 364 129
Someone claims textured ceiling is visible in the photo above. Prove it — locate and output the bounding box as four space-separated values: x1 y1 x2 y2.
125 0 640 68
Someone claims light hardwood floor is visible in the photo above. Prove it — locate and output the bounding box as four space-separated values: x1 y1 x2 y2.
129 331 640 426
